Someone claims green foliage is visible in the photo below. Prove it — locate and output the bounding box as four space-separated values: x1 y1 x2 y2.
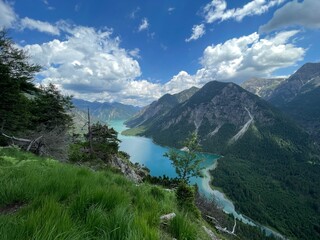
30 83 73 131
69 123 121 163
89 122 120 155
0 30 40 133
164 132 204 183
169 213 197 240
0 148 216 240
0 31 73 159
176 182 200 218
144 175 181 188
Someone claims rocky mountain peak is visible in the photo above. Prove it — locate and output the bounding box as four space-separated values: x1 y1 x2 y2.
269 62 320 105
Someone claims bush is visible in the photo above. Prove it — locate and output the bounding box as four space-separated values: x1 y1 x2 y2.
176 182 200 218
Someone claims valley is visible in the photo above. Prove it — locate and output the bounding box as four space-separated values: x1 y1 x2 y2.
1 2 320 238
123 71 320 239
112 120 287 239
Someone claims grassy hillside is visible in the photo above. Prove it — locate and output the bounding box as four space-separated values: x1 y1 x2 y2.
0 147 221 240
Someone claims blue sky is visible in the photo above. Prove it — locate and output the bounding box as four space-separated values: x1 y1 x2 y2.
0 0 319 106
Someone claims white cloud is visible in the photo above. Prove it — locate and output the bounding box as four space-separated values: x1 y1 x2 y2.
198 30 304 82
0 0 17 28
23 26 155 105
20 17 60 35
23 26 305 106
158 30 305 98
260 0 320 32
138 18 149 32
186 24 206 42
203 0 285 24
164 71 200 93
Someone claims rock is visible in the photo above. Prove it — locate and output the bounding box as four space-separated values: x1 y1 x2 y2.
160 212 176 221
202 226 220 240
110 156 144 183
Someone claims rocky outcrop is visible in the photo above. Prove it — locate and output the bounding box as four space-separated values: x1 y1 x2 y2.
110 156 147 183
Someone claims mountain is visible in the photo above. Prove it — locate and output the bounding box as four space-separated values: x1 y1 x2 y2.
125 80 320 239
241 77 286 99
268 62 320 143
268 62 320 105
72 99 141 122
126 81 306 153
125 86 198 129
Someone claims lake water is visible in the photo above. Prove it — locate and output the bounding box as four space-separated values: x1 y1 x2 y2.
110 120 252 222
109 120 285 239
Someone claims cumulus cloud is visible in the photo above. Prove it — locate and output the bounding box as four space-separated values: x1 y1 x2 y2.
23 26 305 106
161 30 305 95
186 24 206 42
260 0 320 32
20 17 60 35
198 30 304 82
23 26 158 106
138 18 149 32
203 0 284 24
0 0 17 28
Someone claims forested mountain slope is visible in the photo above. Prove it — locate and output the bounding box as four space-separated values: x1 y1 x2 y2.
125 80 320 239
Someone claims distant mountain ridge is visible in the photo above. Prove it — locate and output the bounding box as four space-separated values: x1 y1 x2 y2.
73 99 140 122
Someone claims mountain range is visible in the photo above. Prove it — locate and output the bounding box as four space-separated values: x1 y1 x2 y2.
125 75 320 239
242 62 320 144
72 99 140 122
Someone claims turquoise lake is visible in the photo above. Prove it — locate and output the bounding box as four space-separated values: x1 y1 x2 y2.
109 120 286 239
109 120 253 224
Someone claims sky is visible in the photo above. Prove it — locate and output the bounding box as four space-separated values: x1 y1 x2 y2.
0 0 320 106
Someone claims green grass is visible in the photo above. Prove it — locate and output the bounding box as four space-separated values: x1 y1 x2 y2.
121 126 146 136
0 147 215 240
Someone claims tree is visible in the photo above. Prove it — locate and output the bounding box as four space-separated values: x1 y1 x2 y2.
31 83 73 131
89 122 120 155
69 122 122 162
0 30 40 133
164 132 204 183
